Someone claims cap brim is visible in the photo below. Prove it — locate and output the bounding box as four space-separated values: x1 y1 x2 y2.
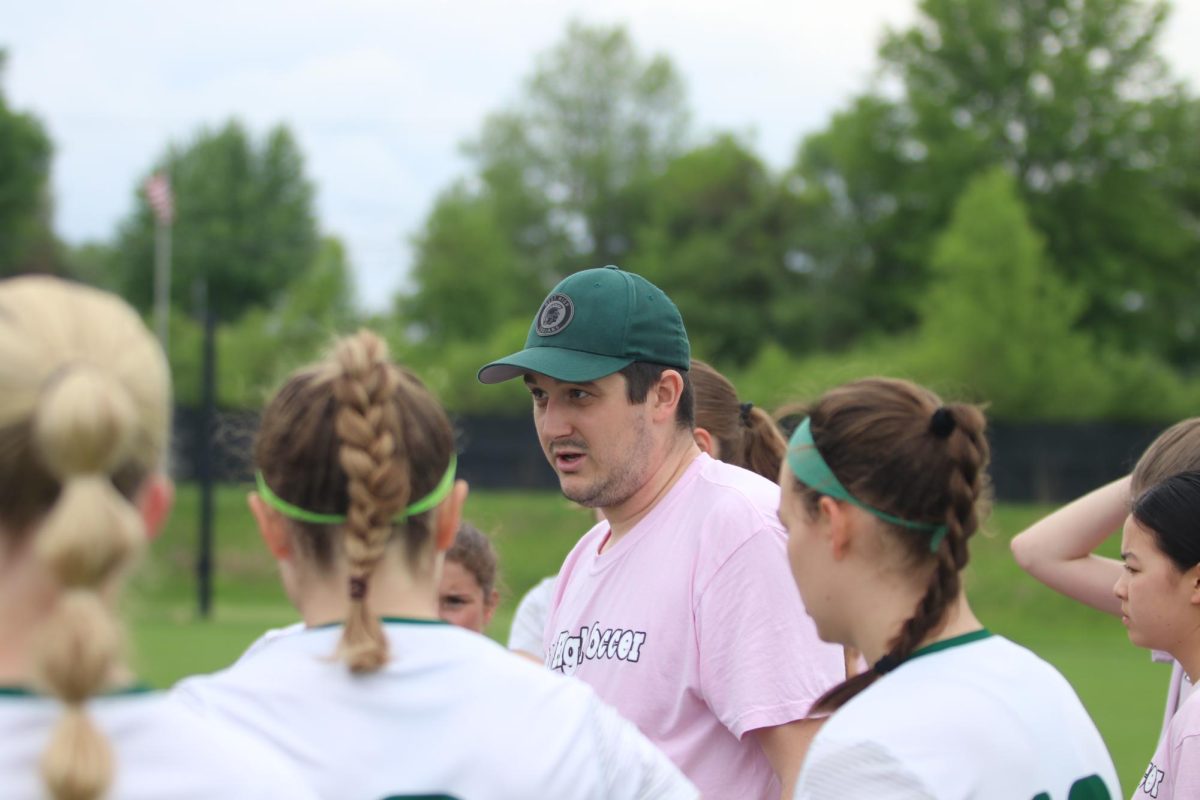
477 347 633 384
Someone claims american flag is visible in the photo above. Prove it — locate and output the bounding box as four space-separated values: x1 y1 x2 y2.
144 172 174 225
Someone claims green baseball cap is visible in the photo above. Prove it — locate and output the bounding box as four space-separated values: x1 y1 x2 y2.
477 265 690 384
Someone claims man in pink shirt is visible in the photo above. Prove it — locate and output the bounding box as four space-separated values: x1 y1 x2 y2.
478 265 844 799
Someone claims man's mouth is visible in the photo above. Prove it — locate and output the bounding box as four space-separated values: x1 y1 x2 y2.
552 448 586 472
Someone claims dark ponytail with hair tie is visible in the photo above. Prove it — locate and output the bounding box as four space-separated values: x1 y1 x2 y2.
796 379 990 716
739 402 754 427
929 407 956 438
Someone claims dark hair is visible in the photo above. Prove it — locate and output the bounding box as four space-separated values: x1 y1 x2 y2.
793 378 991 714
255 331 456 672
618 362 694 429
446 522 500 599
690 359 786 481
1132 471 1200 573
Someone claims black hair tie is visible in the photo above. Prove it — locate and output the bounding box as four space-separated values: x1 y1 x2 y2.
873 654 902 675
739 402 754 426
349 576 369 600
929 407 956 438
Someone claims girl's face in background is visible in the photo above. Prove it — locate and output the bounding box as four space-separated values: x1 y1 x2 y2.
438 559 495 633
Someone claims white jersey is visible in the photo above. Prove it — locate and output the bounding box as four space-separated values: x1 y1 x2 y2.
507 575 555 655
174 617 697 800
795 632 1120 800
0 686 316 799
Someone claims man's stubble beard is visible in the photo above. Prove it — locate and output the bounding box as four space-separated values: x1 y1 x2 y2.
560 417 650 509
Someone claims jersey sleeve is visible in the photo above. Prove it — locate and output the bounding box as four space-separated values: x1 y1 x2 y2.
587 694 699 800
508 575 556 656
795 739 937 800
695 525 845 738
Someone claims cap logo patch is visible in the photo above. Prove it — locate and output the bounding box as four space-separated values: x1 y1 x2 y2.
535 293 574 336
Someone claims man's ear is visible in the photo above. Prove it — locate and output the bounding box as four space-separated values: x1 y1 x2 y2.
137 474 175 541
248 492 292 560
433 479 470 553
693 426 716 456
649 369 685 424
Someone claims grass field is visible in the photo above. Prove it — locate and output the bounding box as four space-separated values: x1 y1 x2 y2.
128 484 1160 791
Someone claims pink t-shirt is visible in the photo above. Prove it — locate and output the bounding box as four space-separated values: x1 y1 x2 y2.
543 453 845 800
1137 687 1200 799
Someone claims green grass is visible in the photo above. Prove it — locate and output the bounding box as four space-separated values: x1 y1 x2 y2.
129 485 1160 792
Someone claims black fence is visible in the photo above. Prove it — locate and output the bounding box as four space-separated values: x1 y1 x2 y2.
173 408 1168 504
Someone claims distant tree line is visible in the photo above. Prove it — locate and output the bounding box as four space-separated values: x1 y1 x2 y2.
2 1 1198 420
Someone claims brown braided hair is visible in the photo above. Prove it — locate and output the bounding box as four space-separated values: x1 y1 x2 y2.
691 359 786 481
255 330 455 673
795 378 991 714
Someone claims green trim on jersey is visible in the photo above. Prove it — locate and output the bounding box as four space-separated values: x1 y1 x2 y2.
0 683 154 699
1031 773 1112 799
907 629 993 662
309 616 450 631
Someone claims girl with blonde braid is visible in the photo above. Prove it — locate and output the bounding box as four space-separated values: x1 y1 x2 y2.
0 277 314 800
174 330 697 800
779 378 1119 799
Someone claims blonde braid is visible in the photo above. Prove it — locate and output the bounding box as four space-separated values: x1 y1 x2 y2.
333 331 410 673
32 367 145 800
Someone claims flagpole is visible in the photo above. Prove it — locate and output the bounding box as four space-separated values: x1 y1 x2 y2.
146 171 174 355
154 217 171 353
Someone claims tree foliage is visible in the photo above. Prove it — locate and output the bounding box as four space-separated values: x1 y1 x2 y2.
468 21 690 267
0 51 55 274
789 0 1200 363
171 236 358 407
630 135 786 364
401 184 541 342
402 22 691 341
113 120 318 320
912 168 1109 417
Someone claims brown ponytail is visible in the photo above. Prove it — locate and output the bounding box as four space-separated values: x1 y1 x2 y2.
0 278 170 800
691 360 787 481
254 330 456 673
795 378 991 714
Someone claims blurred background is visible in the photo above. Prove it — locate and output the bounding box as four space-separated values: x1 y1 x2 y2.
5 0 1200 789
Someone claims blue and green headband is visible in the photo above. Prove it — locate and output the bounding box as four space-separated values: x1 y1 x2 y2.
787 419 948 552
255 454 458 525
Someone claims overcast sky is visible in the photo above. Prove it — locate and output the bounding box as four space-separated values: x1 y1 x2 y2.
6 0 1199 311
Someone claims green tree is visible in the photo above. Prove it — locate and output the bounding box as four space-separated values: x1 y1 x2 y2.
784 95 919 349
468 21 690 268
0 51 55 274
169 236 359 407
403 22 691 342
912 168 1109 417
789 0 1200 362
113 120 318 320
630 135 785 364
400 184 541 342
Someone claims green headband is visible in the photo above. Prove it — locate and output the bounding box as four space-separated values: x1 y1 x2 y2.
787 419 948 552
255 454 458 525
